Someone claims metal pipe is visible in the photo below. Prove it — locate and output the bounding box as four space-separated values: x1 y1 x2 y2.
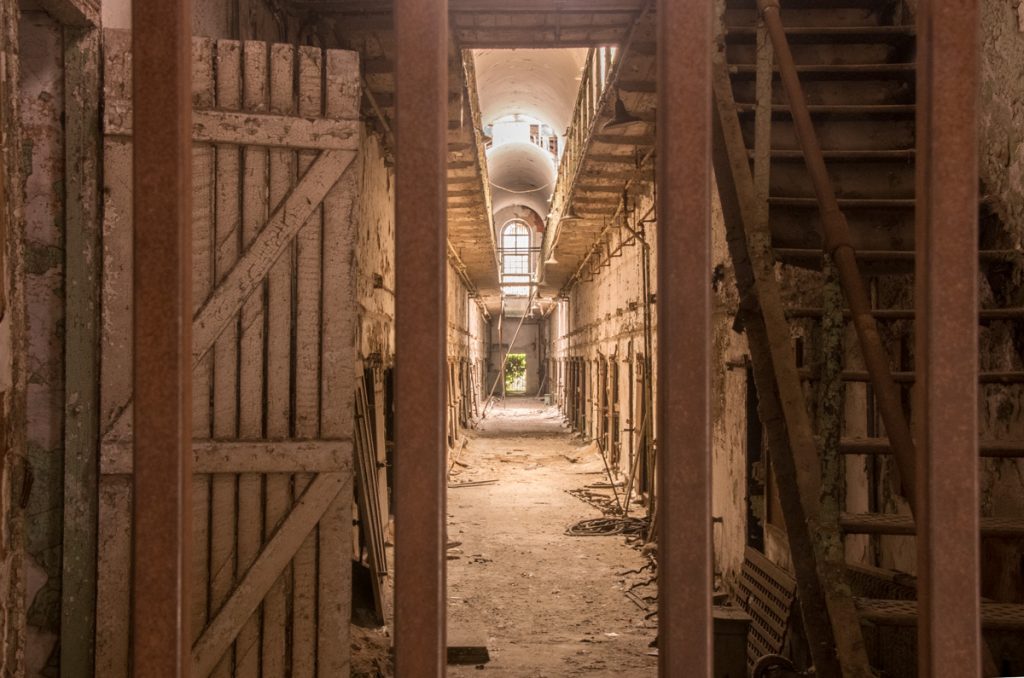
131 0 192 673
914 0 982 674
394 0 448 673
757 0 918 510
658 0 713 673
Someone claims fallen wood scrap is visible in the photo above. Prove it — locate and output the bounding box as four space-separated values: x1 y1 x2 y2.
448 479 498 489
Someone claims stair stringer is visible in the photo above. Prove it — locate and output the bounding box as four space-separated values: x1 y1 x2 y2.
711 55 875 678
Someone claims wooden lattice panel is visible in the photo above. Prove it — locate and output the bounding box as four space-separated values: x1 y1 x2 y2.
738 547 798 669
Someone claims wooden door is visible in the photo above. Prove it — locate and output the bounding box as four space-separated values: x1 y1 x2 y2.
97 30 361 678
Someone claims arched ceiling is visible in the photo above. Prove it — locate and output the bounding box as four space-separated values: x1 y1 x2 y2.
474 49 588 133
488 141 557 220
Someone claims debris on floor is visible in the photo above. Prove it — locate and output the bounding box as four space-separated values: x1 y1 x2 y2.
447 398 658 676
350 624 392 678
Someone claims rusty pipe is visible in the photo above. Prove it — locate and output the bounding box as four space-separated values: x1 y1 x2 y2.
757 0 918 510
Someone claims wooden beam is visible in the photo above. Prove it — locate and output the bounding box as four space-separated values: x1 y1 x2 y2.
35 0 99 26
100 440 353 475
104 104 359 150
131 0 192 673
190 473 350 677
61 24 101 676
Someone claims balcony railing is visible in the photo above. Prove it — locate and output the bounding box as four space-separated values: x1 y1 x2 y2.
539 45 620 273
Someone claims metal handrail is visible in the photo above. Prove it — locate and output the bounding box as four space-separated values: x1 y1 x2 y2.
757 0 919 509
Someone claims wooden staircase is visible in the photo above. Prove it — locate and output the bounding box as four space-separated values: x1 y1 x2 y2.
715 0 1024 674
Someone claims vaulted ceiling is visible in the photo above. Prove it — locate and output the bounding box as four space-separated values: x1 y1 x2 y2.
289 0 651 311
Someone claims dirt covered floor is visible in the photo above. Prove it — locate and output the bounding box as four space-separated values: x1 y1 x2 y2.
446 397 658 677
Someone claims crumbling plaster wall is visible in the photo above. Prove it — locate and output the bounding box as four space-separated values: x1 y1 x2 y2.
353 128 395 369
18 12 65 675
975 0 1024 605
446 267 488 367
548 183 752 590
102 0 290 41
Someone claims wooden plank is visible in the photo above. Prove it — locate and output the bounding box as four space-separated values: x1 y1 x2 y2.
101 440 352 475
209 38 241 678
103 103 359 150
95 30 132 677
94 477 131 678
35 0 99 26
262 43 295 678
291 44 324 678
372 368 390 526
191 148 356 364
61 25 102 677
191 472 351 678
319 47 360 676
99 29 133 442
190 36 216 648
236 39 268 678
354 380 386 620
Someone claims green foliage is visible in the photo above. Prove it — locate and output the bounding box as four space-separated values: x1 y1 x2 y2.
504 353 527 392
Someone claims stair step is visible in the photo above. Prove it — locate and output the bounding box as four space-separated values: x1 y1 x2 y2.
797 369 1024 384
770 197 915 209
840 513 1024 538
731 62 916 81
774 247 1022 263
725 25 916 44
736 103 916 117
751 148 916 162
839 437 1024 458
786 307 1024 321
857 599 1024 630
728 0 902 10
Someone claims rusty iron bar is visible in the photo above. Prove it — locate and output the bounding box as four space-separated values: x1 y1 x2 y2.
657 0 713 674
757 0 918 511
914 0 982 674
130 0 192 674
394 0 448 674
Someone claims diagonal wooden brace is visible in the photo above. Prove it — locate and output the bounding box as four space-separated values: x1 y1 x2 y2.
190 471 350 677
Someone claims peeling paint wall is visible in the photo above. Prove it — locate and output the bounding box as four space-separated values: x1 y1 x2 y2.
547 183 752 590
18 12 65 676
102 0 290 41
978 0 1024 235
354 128 395 368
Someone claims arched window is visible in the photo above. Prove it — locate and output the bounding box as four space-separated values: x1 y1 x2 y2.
500 221 533 296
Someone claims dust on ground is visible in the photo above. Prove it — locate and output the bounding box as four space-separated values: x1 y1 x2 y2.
446 397 658 677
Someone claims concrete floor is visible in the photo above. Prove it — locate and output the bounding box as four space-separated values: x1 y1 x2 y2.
446 398 657 677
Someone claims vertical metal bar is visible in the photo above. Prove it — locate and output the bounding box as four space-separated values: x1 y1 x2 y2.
657 0 712 674
915 0 980 675
131 0 192 675
394 0 448 674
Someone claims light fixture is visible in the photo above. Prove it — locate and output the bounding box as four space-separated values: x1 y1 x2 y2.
603 92 642 131
544 253 559 266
